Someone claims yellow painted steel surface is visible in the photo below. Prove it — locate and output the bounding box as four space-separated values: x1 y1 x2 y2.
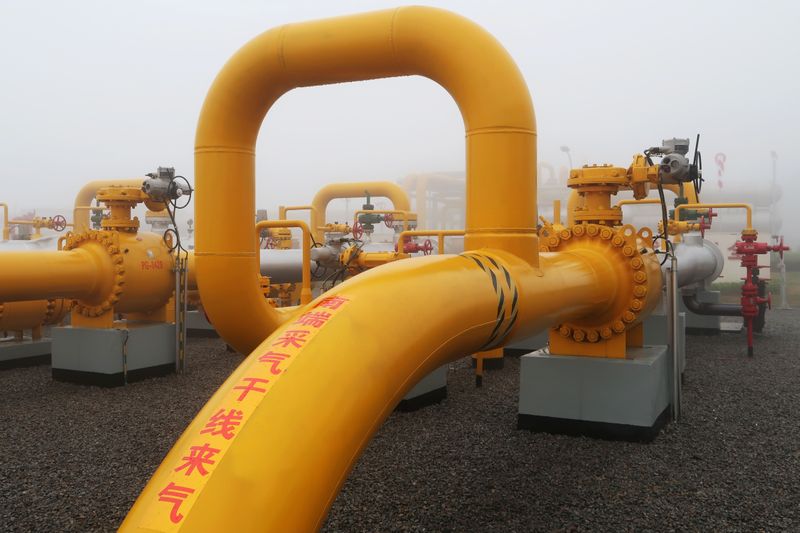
122 249 617 532
277 204 314 221
310 182 411 242
1 203 8 240
193 6 537 354
0 231 173 316
0 300 49 331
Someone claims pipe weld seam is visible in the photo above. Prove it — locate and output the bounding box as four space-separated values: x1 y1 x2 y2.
193 251 257 258
465 127 536 137
195 146 256 156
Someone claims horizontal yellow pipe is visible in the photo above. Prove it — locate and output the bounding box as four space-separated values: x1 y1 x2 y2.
0 249 108 302
255 220 312 305
616 198 661 208
674 202 752 230
397 229 465 255
193 6 537 353
122 248 616 532
278 205 314 221
310 182 411 242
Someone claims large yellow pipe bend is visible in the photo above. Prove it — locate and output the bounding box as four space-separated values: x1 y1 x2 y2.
309 181 411 242
121 249 614 532
194 6 537 353
73 178 144 232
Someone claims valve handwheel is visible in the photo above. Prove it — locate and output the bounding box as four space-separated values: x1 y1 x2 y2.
352 221 364 240
383 213 394 228
265 237 277 249
51 214 67 232
422 238 433 255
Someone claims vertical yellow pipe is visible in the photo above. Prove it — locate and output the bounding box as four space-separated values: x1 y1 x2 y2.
194 6 537 353
1 203 9 240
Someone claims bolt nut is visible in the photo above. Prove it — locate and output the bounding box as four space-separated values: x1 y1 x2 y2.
633 271 647 284
622 311 636 323
573 329 586 342
573 225 585 237
630 299 643 311
600 327 613 339
633 285 647 297
630 257 643 269
559 326 571 337
587 329 599 342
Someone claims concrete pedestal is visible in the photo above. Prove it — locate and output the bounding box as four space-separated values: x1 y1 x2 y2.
643 312 686 373
186 309 218 337
52 323 176 386
681 289 722 334
397 365 447 412
503 330 549 357
0 337 52 369
518 345 672 442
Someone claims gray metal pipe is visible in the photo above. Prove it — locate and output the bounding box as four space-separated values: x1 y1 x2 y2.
668 234 724 289
259 249 317 284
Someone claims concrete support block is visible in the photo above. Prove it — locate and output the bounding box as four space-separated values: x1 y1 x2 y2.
52 323 176 386
397 365 447 412
518 345 671 442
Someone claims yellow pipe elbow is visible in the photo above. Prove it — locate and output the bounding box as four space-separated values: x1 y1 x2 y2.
194 6 537 353
278 205 314 221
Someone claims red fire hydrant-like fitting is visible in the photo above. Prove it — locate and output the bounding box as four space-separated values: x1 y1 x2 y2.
395 238 433 255
734 231 790 356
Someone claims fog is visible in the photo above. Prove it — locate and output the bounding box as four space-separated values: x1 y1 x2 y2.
1 0 798 244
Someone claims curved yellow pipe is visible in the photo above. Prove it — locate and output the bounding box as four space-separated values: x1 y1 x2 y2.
277 205 314 221
255 220 313 305
310 182 411 242
73 178 143 232
122 249 615 532
616 198 661 208
674 202 752 230
194 6 537 353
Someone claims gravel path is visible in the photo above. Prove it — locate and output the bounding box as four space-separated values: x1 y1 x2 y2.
1 310 799 532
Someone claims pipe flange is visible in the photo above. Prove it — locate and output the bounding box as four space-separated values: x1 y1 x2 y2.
63 230 126 318
541 223 661 343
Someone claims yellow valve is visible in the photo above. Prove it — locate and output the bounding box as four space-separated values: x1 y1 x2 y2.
73 178 145 233
320 222 352 235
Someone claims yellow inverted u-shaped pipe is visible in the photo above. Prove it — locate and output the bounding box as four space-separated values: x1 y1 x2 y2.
194 6 538 353
309 181 411 242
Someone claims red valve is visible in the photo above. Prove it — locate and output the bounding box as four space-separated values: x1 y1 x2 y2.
422 238 433 255
698 216 711 238
51 215 67 232
264 237 276 249
352 221 364 240
383 213 394 228
734 230 791 356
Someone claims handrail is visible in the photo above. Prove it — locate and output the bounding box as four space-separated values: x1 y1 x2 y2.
397 229 465 255
674 203 752 230
278 205 315 221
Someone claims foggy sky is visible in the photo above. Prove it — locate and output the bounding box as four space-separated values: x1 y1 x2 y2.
1 1 798 242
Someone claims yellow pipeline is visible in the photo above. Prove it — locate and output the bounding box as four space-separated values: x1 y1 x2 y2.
0 232 173 313
255 220 313 305
674 202 753 231
122 248 621 532
73 178 143 232
310 182 411 242
397 229 465 255
278 205 314 221
193 6 537 353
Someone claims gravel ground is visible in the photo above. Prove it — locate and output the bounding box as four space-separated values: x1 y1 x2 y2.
1 310 799 532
